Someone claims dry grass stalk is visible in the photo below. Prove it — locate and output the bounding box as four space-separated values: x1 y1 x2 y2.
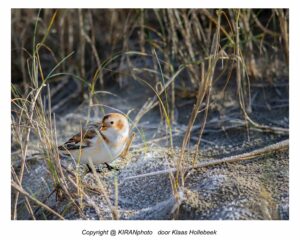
88 161 119 220
120 132 136 158
176 10 222 189
276 9 289 64
235 10 288 135
12 86 44 219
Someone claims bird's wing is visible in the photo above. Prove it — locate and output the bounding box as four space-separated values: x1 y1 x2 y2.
58 122 101 151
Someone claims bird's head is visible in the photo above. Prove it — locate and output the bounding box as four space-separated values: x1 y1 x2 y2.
101 113 129 137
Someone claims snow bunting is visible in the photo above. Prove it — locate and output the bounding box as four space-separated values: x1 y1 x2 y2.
58 113 130 170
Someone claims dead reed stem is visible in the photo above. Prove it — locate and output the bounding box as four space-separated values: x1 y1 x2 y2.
11 167 36 220
122 139 289 182
11 180 65 220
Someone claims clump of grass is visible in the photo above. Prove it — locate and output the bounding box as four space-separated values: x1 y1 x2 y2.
11 10 117 220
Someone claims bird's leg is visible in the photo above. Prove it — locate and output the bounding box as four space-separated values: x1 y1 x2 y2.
86 164 102 173
86 164 92 172
104 163 119 171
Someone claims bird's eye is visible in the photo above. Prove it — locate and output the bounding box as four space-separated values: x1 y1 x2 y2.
110 121 114 125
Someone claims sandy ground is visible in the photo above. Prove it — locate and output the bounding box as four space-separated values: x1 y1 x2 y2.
12 137 288 220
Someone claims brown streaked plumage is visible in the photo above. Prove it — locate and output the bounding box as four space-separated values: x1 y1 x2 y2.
58 123 102 150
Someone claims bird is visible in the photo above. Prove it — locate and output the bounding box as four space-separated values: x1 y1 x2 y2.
58 112 130 171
